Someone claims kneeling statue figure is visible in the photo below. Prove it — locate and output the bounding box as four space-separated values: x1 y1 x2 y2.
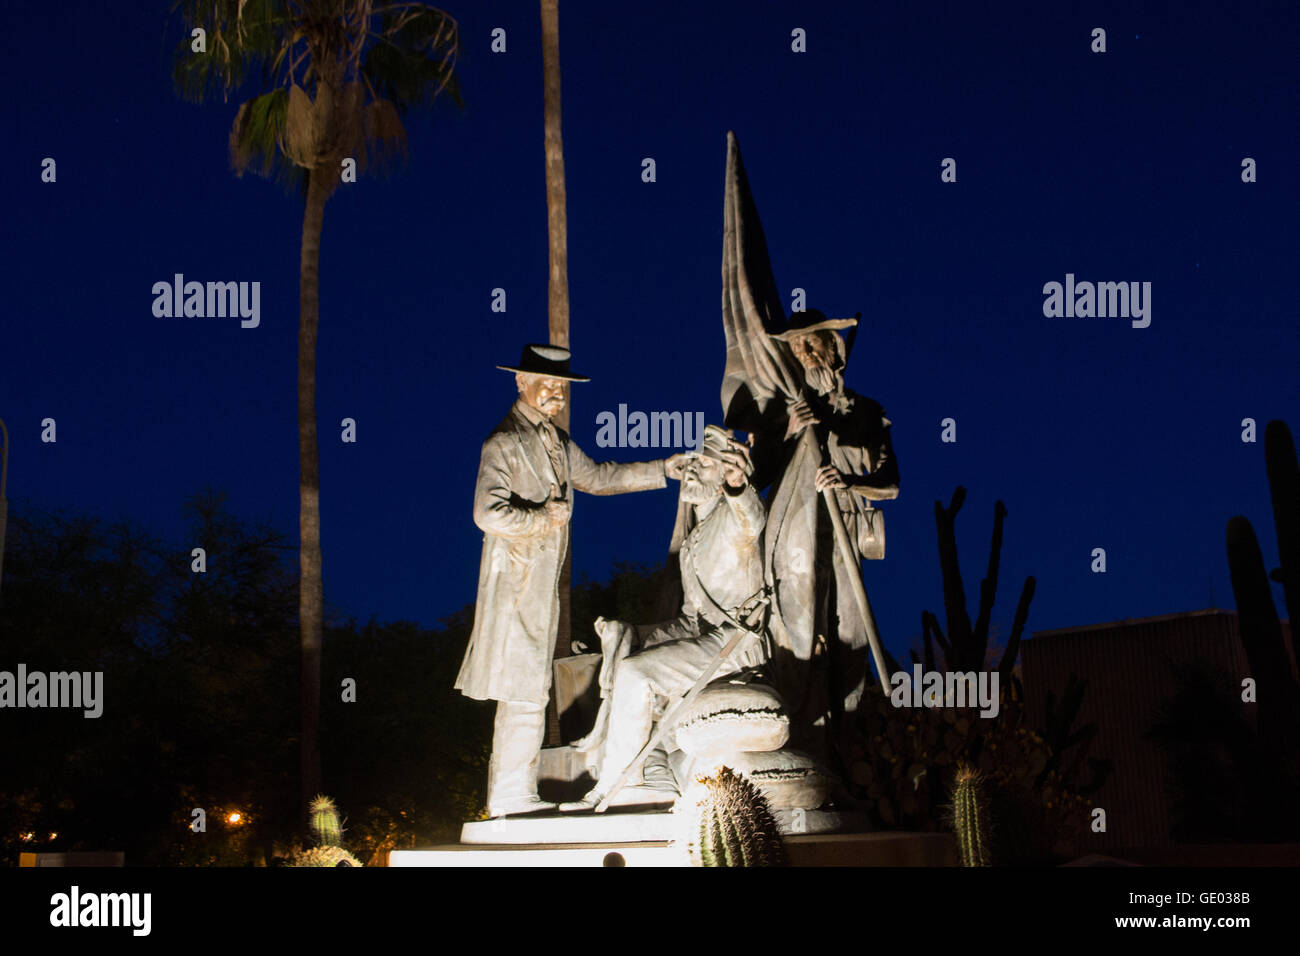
563 425 772 811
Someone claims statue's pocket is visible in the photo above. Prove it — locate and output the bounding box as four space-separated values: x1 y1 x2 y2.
506 538 537 571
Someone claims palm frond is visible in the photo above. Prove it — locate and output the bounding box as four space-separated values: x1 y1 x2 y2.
173 0 459 196
230 88 306 195
360 98 409 175
170 0 295 103
363 5 461 113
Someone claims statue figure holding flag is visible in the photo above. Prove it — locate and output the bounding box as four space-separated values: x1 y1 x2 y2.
717 132 900 764
756 310 899 740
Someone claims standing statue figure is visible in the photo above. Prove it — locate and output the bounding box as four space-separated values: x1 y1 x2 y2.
751 310 899 753
716 133 899 764
455 343 688 816
561 425 768 811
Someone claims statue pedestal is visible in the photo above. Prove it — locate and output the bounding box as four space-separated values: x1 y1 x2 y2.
389 826 957 867
390 840 682 867
387 809 957 867
459 806 850 845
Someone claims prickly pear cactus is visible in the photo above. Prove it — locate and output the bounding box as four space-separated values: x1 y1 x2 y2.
288 795 361 867
952 765 992 866
681 767 787 867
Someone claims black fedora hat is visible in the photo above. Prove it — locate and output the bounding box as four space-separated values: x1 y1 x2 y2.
497 343 590 382
771 308 857 341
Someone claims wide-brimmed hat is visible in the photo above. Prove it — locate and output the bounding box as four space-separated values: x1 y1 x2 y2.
497 343 590 382
770 308 857 341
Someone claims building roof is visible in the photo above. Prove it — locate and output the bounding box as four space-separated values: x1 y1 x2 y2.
1032 608 1243 639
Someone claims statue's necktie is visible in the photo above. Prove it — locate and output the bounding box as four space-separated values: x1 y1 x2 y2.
538 421 566 489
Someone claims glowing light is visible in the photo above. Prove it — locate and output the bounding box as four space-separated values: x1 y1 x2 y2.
227 812 243 825
20 832 35 842
48 832 58 841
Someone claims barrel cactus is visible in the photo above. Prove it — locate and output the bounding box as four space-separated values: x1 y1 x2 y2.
681 767 787 866
309 793 344 846
288 795 362 867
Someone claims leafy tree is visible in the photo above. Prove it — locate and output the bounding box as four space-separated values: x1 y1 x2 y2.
323 610 491 861
0 499 694 864
0 493 301 864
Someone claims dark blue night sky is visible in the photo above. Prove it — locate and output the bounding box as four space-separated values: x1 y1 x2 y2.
3 1 1296 660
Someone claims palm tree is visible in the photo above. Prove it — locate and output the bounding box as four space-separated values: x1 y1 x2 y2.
540 0 570 743
170 0 461 813
541 0 568 375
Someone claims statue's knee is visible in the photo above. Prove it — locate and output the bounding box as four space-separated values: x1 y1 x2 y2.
615 661 651 697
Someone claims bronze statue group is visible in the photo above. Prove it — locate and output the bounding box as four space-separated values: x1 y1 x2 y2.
456 135 899 818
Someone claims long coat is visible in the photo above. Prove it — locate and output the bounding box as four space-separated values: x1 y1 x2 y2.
753 387 898 719
455 399 667 705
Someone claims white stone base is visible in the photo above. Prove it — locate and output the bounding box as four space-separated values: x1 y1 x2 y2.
390 842 679 867
390 831 958 867
459 807 854 845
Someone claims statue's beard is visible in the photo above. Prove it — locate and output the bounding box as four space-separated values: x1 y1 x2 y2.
804 363 841 396
681 476 721 504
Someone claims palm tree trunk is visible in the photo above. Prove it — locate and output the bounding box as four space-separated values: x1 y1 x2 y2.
541 0 570 745
298 165 330 812
542 0 569 368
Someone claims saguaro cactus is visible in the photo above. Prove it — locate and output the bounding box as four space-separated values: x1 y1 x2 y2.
919 488 1036 695
952 765 992 866
1227 420 1300 766
684 767 788 867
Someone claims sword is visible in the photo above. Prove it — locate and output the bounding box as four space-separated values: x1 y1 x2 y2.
594 589 769 813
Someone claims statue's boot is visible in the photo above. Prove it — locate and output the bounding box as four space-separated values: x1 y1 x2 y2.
488 794 558 817
558 784 673 812
642 745 680 792
486 701 557 816
558 788 604 813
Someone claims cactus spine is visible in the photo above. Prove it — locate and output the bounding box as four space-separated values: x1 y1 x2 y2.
953 765 992 866
685 767 787 866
